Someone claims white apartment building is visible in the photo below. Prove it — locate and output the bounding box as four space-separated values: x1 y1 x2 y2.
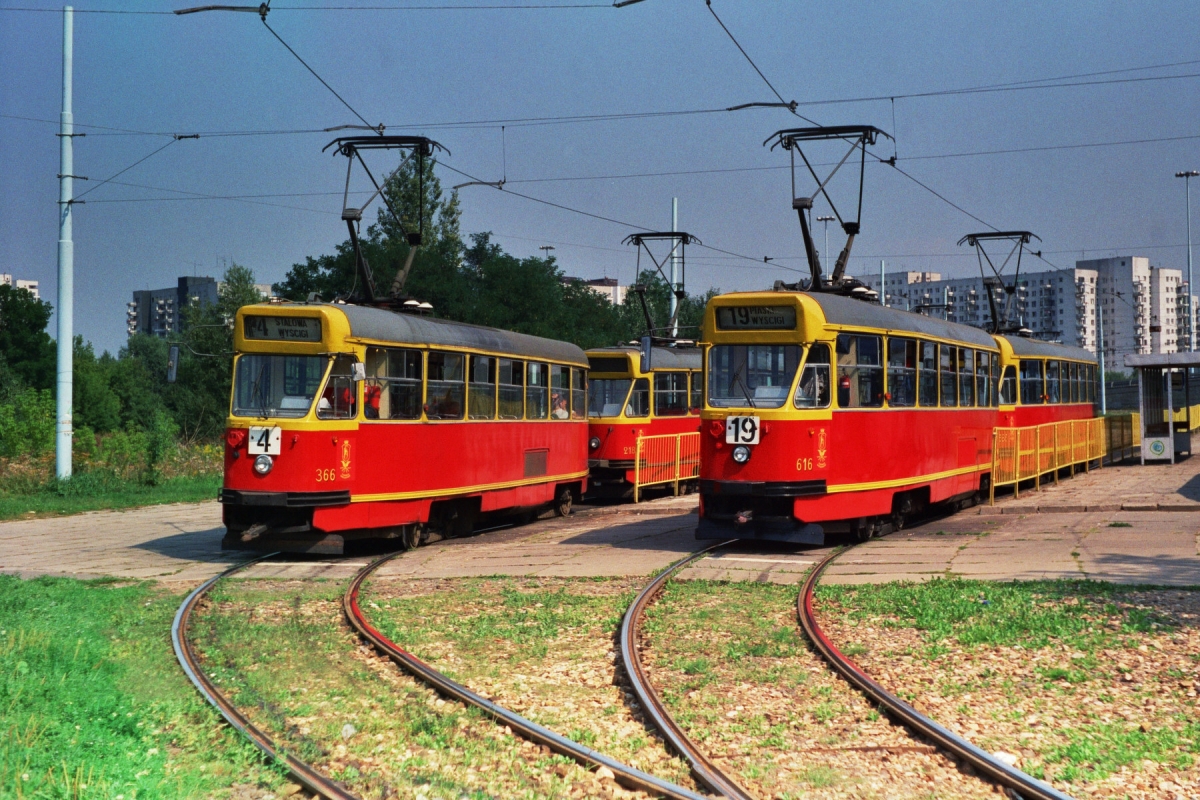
858 256 1199 360
561 276 627 305
0 274 39 299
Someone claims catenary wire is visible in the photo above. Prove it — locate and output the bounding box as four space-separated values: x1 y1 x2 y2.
72 138 179 201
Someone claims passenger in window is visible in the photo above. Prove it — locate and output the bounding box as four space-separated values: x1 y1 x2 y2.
364 383 382 419
551 392 569 419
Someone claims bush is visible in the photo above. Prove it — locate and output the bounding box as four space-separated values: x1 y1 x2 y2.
0 387 54 458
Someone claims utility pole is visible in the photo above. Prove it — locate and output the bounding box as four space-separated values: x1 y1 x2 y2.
816 215 835 272
879 259 885 306
1097 286 1106 415
1176 170 1198 352
670 198 679 337
56 6 74 480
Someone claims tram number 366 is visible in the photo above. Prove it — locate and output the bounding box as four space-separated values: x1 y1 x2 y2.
725 416 760 445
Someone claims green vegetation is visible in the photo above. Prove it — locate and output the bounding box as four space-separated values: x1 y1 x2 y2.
1039 721 1200 782
1109 521 1133 528
0 575 280 798
817 578 1176 652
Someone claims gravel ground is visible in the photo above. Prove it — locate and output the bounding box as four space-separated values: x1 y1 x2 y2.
818 586 1200 800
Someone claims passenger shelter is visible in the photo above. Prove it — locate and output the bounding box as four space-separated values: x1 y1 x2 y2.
1124 352 1199 463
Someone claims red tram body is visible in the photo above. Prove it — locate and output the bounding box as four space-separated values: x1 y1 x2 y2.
221 303 589 553
697 291 1098 544
584 346 702 496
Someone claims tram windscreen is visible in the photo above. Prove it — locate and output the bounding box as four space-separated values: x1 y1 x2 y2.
588 378 632 417
707 344 801 408
233 354 327 418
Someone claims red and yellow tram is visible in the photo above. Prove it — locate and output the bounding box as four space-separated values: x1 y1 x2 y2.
996 335 1098 428
696 291 1100 544
585 345 702 496
221 302 590 553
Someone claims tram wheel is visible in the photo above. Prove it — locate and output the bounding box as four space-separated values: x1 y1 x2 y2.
402 523 423 551
554 486 574 517
851 517 874 543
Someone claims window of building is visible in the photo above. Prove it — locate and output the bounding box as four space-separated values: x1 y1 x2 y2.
1019 359 1045 404
919 341 938 406
836 334 884 408
498 358 524 419
654 372 689 416
427 352 465 420
468 355 496 420
526 362 549 419
887 337 917 407
627 378 650 417
365 347 422 420
940 344 958 407
794 343 831 409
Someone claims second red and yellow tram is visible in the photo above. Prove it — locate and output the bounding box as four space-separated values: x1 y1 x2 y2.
221 302 590 553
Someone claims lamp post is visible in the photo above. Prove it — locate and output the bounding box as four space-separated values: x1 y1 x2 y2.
539 245 555 260
1177 170 1198 352
816 215 835 271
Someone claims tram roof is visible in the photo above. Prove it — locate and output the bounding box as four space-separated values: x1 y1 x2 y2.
998 334 1095 363
802 292 998 348
586 346 702 371
333 304 588 366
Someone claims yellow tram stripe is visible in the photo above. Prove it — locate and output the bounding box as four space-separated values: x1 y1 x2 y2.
350 470 591 504
826 463 989 494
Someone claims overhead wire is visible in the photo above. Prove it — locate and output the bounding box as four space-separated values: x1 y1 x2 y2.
72 138 180 202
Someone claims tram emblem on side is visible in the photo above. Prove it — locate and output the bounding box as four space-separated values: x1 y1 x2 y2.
247 426 282 456
725 416 760 445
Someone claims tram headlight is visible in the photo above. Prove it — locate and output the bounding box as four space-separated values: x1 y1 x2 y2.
589 437 601 451
732 445 751 464
253 454 274 476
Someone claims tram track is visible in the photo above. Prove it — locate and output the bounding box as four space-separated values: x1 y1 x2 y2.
621 542 1080 800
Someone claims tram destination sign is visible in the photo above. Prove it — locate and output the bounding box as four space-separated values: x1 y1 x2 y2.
243 315 323 342
715 306 797 330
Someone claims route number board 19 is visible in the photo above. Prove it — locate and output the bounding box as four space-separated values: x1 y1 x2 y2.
725 416 760 445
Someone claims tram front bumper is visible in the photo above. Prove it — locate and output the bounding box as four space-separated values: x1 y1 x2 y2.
696 479 826 545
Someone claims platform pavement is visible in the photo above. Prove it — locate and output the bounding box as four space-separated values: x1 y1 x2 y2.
1 467 1196 587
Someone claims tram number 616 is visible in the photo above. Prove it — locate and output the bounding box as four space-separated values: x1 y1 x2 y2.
725 416 760 445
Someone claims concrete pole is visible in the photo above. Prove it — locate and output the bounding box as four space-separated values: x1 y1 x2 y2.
1187 174 1194 352
56 6 74 480
670 197 679 337
1098 286 1106 415
880 259 885 305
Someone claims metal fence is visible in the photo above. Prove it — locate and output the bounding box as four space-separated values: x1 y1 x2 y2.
989 415 1137 504
633 432 701 502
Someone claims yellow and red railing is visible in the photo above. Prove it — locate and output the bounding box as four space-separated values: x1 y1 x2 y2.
633 432 701 503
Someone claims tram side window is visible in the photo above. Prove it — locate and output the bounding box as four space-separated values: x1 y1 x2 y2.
940 345 958 407
425 352 465 420
318 354 358 419
958 348 975 407
886 338 917 407
550 364 571 419
976 352 992 408
526 363 549 420
1019 359 1045 404
991 357 1001 406
918 341 938 406
1000 366 1017 404
835 334 883 409
689 371 702 413
469 355 497 420
654 372 689 416
627 378 650 418
1088 365 1096 403
364 347 422 420
498 359 524 419
1070 362 1080 403
1046 360 1061 404
570 368 586 419
794 343 831 409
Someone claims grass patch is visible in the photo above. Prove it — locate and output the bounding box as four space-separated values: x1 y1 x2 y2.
0 575 279 798
818 578 1174 651
1042 721 1200 781
797 764 839 787
1108 521 1133 528
0 473 220 520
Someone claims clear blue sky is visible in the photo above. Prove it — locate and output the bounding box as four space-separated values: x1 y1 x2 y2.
2 0 1199 355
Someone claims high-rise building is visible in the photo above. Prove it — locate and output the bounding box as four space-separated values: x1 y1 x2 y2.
127 276 220 338
0 274 40 299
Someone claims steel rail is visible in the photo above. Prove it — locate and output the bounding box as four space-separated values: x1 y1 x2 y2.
172 555 361 800
619 545 755 800
798 548 1077 800
344 552 710 800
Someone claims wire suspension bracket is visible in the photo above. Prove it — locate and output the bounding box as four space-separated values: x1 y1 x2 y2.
957 230 1042 334
622 231 701 342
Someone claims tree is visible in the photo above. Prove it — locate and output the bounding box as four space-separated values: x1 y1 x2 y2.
72 337 121 433
0 284 55 391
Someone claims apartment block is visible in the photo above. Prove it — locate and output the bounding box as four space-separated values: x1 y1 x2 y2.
0 274 40 299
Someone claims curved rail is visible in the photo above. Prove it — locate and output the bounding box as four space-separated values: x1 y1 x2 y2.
619 545 755 800
172 555 360 800
798 548 1076 800
344 552 709 800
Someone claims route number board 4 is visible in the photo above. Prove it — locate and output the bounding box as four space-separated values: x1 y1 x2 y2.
248 426 282 455
725 416 760 445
